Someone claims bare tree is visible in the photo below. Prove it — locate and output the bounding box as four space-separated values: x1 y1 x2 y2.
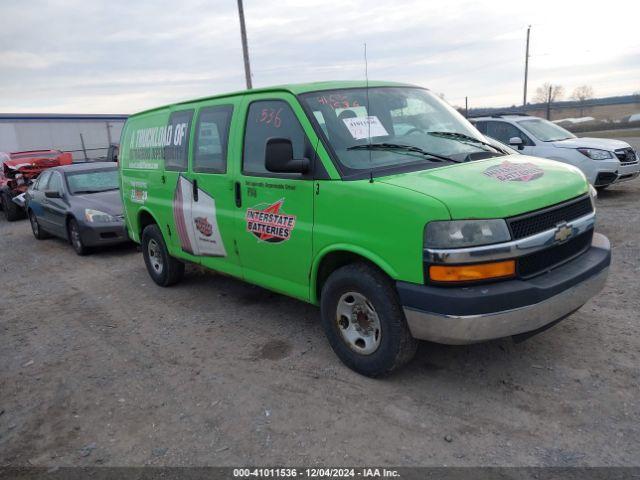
571 85 594 116
571 85 594 102
533 82 565 104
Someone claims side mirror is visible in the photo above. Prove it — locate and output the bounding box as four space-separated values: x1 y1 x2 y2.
44 190 62 199
265 137 310 174
509 136 524 150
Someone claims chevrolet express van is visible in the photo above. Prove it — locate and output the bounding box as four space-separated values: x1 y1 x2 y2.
119 81 610 377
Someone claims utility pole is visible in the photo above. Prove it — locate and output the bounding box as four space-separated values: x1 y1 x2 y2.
237 0 253 89
465 96 468 118
523 25 531 108
546 84 552 120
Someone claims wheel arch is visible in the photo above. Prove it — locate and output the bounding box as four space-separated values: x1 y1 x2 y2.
136 208 160 242
310 244 398 305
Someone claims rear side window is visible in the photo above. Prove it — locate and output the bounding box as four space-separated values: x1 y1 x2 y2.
243 100 307 176
47 172 63 193
35 171 52 190
164 109 194 171
193 105 233 173
474 121 488 134
484 121 529 145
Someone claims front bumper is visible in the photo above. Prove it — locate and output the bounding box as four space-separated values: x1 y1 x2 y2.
397 232 610 344
613 161 640 184
80 222 129 247
594 161 640 187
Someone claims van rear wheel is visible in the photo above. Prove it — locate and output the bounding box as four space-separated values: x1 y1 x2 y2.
142 224 184 287
320 262 418 377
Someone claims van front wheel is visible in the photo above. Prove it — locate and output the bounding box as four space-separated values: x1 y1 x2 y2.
320 263 418 377
142 224 184 287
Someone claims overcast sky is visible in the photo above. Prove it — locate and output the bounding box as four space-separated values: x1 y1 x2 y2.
1 0 639 113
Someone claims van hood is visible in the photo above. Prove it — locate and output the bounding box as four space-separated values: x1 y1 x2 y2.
552 137 632 151
379 155 588 219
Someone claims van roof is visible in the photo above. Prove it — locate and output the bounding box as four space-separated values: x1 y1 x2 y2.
132 80 420 117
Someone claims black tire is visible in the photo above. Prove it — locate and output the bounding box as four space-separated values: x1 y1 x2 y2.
141 224 184 287
67 218 88 255
2 192 25 222
596 185 609 191
28 210 50 240
320 262 418 377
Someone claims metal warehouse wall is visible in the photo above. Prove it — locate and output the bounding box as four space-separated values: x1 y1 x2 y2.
0 115 127 160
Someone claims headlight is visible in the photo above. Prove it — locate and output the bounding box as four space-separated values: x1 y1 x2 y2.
577 148 612 160
425 219 511 249
85 208 117 223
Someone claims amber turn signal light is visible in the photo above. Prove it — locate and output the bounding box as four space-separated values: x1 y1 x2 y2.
429 260 516 283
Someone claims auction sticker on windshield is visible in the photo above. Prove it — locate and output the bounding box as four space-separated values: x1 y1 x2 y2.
343 115 389 140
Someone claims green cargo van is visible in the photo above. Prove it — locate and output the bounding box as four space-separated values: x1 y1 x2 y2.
119 81 610 376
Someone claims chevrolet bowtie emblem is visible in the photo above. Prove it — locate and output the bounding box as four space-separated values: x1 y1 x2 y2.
554 223 573 243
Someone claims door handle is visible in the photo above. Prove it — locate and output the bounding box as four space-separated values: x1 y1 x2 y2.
234 182 241 207
193 178 199 202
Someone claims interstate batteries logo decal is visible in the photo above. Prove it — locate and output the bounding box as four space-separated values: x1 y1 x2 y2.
483 161 544 182
246 199 296 243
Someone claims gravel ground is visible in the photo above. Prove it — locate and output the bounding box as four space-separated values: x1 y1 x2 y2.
1 167 639 467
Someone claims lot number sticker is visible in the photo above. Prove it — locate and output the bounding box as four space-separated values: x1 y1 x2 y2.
342 116 389 140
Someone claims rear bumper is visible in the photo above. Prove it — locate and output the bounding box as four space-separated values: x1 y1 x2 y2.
397 232 610 344
80 222 129 247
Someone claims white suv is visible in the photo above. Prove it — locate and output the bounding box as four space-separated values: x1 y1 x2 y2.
470 114 640 189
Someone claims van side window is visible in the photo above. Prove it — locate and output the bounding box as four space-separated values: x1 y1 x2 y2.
164 109 194 171
243 100 307 176
193 105 233 173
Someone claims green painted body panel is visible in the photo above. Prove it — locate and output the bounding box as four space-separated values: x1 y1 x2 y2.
119 81 591 306
380 155 589 219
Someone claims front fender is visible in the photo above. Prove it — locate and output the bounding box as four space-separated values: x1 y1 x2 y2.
309 243 399 304
129 206 160 243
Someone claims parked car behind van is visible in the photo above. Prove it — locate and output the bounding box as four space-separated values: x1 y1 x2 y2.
470 113 640 189
26 162 128 255
120 81 610 376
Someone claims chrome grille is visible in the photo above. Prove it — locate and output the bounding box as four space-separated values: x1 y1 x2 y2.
615 148 638 165
507 195 593 240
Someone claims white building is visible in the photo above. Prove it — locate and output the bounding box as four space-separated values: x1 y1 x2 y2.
0 113 128 160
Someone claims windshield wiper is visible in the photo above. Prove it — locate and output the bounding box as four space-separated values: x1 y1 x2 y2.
347 143 458 163
73 187 118 194
428 131 507 154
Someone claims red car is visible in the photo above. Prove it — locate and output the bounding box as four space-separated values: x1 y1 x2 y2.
0 149 73 221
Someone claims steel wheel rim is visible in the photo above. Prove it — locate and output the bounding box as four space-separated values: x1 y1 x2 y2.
30 213 39 235
147 239 164 274
335 292 382 355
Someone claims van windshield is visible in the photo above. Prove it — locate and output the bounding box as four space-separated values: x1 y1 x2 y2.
300 87 503 177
